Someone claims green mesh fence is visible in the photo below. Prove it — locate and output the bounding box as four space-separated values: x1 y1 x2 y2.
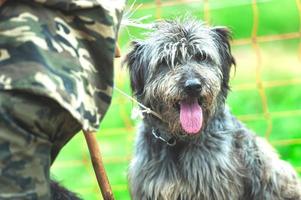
52 0 301 199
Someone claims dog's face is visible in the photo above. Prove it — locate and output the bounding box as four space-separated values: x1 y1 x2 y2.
125 20 235 136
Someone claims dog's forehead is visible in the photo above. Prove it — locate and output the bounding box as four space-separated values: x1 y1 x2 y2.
149 21 216 45
144 21 222 68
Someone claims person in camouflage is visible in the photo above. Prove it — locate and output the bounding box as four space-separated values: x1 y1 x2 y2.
0 0 125 199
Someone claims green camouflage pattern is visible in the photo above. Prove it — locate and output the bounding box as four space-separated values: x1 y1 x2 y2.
0 0 125 131
0 91 81 199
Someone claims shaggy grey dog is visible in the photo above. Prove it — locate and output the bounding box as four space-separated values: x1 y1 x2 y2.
125 19 301 200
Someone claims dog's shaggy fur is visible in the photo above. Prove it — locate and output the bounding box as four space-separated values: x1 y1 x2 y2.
125 19 301 200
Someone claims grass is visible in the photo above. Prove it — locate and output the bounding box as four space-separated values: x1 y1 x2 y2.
52 1 301 199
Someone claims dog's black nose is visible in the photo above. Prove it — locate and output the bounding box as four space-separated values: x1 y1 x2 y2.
184 79 202 96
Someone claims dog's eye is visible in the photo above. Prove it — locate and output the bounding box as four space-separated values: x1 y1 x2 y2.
194 51 207 62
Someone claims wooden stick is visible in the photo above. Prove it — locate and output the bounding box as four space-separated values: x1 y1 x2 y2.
84 131 114 200
114 43 121 58
0 0 7 6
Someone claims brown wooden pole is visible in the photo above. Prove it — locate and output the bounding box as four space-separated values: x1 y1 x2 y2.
83 131 114 200
83 41 119 200
0 0 7 6
114 43 121 58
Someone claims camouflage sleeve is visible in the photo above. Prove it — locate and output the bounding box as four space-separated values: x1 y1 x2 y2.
16 0 126 44
0 1 126 131
18 0 126 12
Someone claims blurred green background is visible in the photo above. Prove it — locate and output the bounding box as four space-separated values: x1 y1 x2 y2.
52 0 301 199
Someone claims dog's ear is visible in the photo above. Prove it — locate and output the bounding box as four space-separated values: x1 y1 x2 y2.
211 26 236 67
123 41 148 96
211 26 236 95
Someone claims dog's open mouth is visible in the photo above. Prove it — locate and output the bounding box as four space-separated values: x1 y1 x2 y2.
178 98 203 135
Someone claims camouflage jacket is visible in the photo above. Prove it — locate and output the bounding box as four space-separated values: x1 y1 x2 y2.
0 0 125 131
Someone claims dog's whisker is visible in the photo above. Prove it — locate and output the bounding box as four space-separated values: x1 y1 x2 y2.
113 86 163 120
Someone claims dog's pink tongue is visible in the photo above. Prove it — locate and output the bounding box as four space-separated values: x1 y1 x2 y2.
180 100 203 135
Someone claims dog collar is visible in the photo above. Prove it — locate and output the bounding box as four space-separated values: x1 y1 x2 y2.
151 128 177 146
